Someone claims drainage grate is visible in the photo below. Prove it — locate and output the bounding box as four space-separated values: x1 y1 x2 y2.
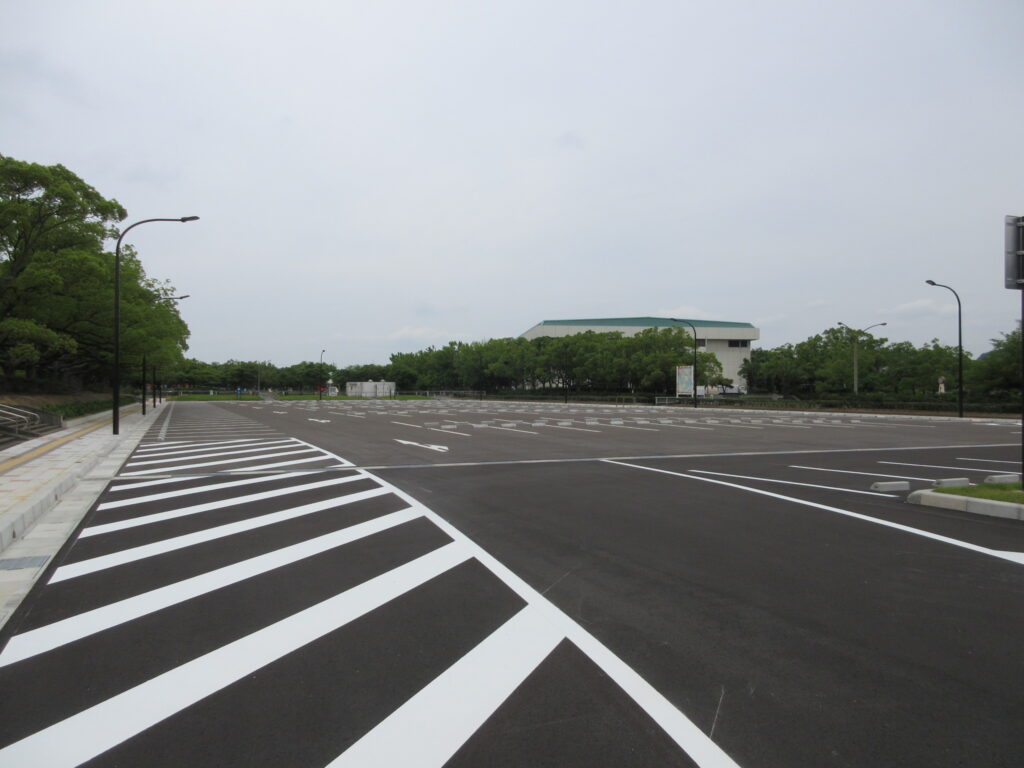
0 556 49 571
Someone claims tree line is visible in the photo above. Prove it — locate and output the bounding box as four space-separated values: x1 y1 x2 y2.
741 326 1021 400
171 329 723 395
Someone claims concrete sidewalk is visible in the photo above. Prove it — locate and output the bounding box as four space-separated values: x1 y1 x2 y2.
0 401 163 630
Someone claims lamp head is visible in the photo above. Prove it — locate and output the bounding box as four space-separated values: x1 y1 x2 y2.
180 216 200 222
925 279 936 286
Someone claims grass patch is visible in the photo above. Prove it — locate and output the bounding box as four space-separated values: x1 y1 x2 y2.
41 396 135 419
168 394 262 401
933 482 1024 504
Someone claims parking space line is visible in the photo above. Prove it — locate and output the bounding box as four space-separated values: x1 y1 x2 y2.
789 465 934 482
603 460 1024 567
878 461 1020 475
689 469 897 497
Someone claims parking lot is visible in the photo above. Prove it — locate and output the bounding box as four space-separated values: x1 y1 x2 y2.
2 398 1022 767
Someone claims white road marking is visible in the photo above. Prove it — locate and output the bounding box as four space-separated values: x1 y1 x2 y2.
487 425 540 434
330 604 563 768
83 474 368 536
395 439 449 453
429 427 471 437
392 421 423 428
49 487 393 583
956 457 1020 465
688 470 896 497
98 471 321 510
789 465 934 482
878 460 1020 475
604 460 1024 567
0 508 422 667
126 442 301 467
118 447 321 476
0 543 472 768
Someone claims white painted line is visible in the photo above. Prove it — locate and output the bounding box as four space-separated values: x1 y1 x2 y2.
395 439 449 453
98 471 317 510
125 441 303 467
539 423 601 433
49 487 394 583
956 457 1019 465
592 422 659 432
789 465 934 482
329 605 563 767
688 470 896 497
487 425 539 434
392 421 423 428
133 439 290 456
84 474 369 536
118 448 321 476
377 496 742 767
655 422 714 431
878 461 1020 475
429 428 471 437
0 508 422 667
603 460 1024 567
0 543 471 768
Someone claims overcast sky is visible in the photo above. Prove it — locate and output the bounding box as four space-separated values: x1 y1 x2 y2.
4 0 1023 367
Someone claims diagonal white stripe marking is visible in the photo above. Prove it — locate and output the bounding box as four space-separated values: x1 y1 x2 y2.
134 438 285 454
126 442 302 467
98 471 314 509
118 448 321 476
0 508 421 667
329 604 563 767
50 487 393 583
0 543 471 768
130 439 296 459
84 474 367 536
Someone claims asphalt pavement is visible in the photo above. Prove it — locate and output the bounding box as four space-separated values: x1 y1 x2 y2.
1 398 1022 767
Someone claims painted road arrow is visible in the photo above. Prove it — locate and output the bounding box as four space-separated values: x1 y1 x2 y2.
394 439 449 453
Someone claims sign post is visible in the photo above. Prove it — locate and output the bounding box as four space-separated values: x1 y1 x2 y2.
1005 215 1024 484
676 365 695 400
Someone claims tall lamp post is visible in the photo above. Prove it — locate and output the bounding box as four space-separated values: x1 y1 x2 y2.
837 321 887 395
319 349 326 401
670 318 700 408
112 217 199 434
925 280 963 418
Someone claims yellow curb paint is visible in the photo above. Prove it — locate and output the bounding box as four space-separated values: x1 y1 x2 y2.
0 404 142 476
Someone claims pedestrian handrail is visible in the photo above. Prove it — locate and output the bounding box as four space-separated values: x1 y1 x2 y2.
0 404 40 434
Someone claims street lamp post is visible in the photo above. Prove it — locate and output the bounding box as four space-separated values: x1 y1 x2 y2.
112 217 198 434
926 280 964 418
671 318 700 408
319 349 326 401
838 321 887 395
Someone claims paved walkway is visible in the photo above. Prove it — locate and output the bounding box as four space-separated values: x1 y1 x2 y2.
0 402 162 630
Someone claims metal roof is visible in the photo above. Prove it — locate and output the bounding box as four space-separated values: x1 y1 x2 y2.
537 317 756 329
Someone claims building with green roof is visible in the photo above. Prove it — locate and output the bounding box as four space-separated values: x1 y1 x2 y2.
519 317 760 388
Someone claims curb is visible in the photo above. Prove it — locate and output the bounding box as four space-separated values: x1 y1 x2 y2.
0 405 147 554
907 489 1024 521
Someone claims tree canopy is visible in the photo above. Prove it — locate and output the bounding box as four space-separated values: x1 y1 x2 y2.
0 154 190 390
